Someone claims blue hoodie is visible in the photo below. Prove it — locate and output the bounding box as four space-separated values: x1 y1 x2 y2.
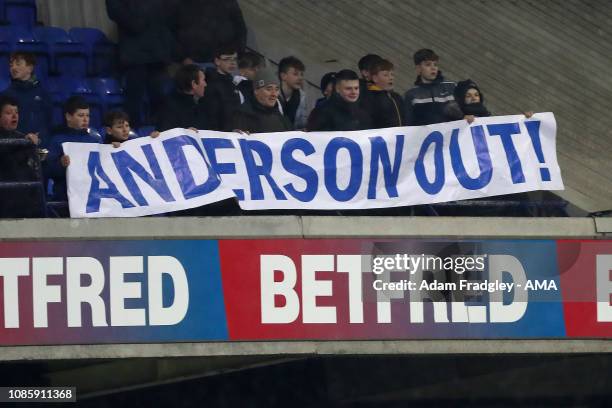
46 127 102 201
1 77 53 147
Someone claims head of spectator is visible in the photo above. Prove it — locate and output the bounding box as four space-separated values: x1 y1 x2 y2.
358 54 383 83
104 110 131 143
214 46 238 75
0 95 19 131
369 59 395 91
253 68 280 108
413 48 440 84
278 56 305 93
454 79 491 117
63 96 90 130
238 51 264 80
9 52 36 82
176 64 207 100
320 72 336 98
334 69 360 103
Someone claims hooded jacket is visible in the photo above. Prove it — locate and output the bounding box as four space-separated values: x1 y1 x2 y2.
2 77 53 147
364 85 406 129
403 72 457 126
453 79 492 117
307 93 372 132
174 0 247 62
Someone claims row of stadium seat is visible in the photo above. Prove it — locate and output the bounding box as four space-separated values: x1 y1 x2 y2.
0 25 117 78
0 75 124 128
0 0 36 27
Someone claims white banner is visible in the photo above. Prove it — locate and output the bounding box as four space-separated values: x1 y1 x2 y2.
64 113 563 218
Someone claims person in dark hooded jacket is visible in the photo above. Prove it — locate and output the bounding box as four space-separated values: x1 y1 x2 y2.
453 79 491 118
307 69 371 132
175 0 247 64
106 0 178 127
1 52 52 147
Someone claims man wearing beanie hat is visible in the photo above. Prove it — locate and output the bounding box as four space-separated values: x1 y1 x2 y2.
229 68 292 133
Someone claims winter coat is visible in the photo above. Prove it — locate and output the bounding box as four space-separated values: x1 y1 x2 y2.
364 85 406 128
403 72 457 126
279 88 308 130
106 0 177 66
175 0 247 62
157 91 208 131
46 127 101 201
231 100 292 133
1 78 53 147
201 70 242 131
0 133 40 185
453 79 492 117
307 93 372 132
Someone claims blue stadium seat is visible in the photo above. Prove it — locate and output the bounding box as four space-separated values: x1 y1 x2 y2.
33 26 87 77
91 77 124 113
45 77 68 126
137 126 156 138
68 27 117 76
0 73 9 91
0 25 48 80
2 0 37 28
47 77 103 128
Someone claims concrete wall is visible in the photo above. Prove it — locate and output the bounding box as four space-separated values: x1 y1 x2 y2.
0 216 607 240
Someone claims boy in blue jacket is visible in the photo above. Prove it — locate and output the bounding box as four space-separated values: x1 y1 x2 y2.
1 52 53 147
46 97 101 201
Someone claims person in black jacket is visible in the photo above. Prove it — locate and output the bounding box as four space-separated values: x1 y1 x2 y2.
106 0 177 127
404 49 458 126
201 47 243 131
0 95 39 143
157 64 208 131
365 59 406 128
1 52 52 147
453 79 491 119
307 69 371 132
234 51 265 105
175 0 247 64
357 54 382 110
231 68 292 133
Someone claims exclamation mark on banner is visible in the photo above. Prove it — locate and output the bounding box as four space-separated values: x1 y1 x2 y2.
525 120 551 181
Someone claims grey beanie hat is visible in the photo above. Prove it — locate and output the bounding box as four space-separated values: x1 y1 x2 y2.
252 68 279 89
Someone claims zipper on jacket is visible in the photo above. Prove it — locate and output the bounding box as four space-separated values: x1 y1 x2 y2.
387 92 403 126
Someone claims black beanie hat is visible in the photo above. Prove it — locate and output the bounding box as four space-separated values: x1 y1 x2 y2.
454 79 485 107
320 72 336 94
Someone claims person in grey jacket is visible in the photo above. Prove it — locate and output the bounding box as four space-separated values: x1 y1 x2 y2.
278 56 309 130
404 49 458 126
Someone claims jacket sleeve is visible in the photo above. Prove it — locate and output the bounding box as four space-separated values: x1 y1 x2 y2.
200 87 223 131
306 106 329 131
45 137 65 179
403 90 416 126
